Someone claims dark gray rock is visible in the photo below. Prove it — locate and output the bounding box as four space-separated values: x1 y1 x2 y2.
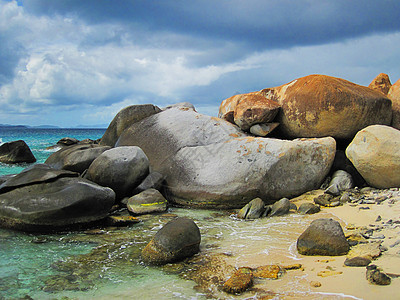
100 104 161 147
0 164 78 193
0 174 15 185
325 170 354 196
269 198 290 217
237 198 265 219
298 203 320 215
45 144 111 173
141 217 201 265
297 218 350 256
0 165 115 232
344 256 371 267
132 172 165 194
85 146 149 199
127 189 167 215
314 193 334 207
0 140 36 164
57 137 79 146
366 265 391 285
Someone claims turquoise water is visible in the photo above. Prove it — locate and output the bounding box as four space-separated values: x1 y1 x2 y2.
0 128 106 176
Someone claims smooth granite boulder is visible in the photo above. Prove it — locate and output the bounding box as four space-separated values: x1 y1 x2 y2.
141 217 201 265
100 104 161 147
346 125 400 189
0 164 115 231
45 144 111 173
117 107 335 208
127 188 167 215
86 146 149 199
388 78 400 130
260 74 392 139
268 197 290 217
297 218 350 256
0 140 36 164
116 107 246 171
165 136 335 208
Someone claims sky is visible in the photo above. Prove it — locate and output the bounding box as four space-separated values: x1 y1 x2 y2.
1 0 400 127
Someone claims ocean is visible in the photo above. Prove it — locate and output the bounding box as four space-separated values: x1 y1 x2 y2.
0 128 355 299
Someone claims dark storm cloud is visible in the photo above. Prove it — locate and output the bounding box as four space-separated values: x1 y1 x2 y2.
22 0 400 50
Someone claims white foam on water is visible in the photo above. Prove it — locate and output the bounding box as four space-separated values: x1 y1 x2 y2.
0 138 3 145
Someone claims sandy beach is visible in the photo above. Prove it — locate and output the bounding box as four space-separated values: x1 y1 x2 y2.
200 188 400 299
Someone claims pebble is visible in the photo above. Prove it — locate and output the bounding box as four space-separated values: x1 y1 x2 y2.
310 281 322 288
375 215 382 222
359 206 370 210
370 235 385 240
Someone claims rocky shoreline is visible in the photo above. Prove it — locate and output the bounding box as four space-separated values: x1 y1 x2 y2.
0 72 400 298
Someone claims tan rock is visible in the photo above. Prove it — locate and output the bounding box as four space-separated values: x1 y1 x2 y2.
388 78 400 130
368 73 392 95
249 123 280 137
346 125 400 188
317 270 343 277
222 267 253 294
253 265 284 279
218 92 280 131
346 242 382 260
260 74 392 139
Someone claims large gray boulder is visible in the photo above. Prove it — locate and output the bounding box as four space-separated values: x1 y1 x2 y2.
0 164 115 232
116 107 336 208
85 146 149 199
116 107 247 170
141 217 201 265
297 218 350 256
346 125 400 189
0 140 36 164
100 104 161 147
45 144 111 173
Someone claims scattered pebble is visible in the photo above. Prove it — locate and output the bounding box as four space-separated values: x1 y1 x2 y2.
389 240 400 248
310 281 322 288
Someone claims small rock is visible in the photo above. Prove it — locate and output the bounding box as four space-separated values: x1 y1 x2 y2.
282 264 303 270
390 240 400 248
297 203 320 215
366 265 391 285
325 170 354 196
370 234 385 240
347 242 382 260
297 218 350 256
253 265 284 279
344 256 371 267
310 281 322 288
249 123 280 137
141 217 201 265
340 192 351 203
222 267 253 294
237 198 265 219
328 201 340 207
269 198 290 217
127 189 167 215
317 270 343 277
375 215 382 222
314 193 334 206
105 215 140 226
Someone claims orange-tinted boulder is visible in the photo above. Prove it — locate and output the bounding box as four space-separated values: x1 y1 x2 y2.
368 73 392 95
260 75 392 139
388 78 400 130
219 92 281 131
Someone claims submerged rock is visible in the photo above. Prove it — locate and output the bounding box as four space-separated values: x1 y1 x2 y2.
297 203 320 215
222 267 253 294
141 217 201 265
0 140 36 164
268 198 290 217
346 125 400 189
297 218 350 256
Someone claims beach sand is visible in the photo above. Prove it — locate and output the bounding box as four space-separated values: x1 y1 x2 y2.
214 189 400 299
